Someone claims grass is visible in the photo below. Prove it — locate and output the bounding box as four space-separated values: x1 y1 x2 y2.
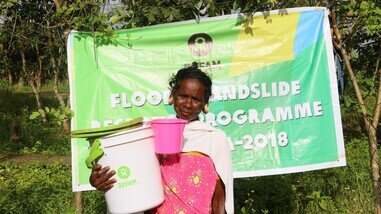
3 79 70 94
233 139 373 213
0 139 373 214
0 85 70 155
0 162 107 214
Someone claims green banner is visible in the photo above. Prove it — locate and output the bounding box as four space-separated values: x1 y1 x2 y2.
68 7 345 191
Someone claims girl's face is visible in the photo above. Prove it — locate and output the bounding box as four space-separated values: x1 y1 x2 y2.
173 78 206 121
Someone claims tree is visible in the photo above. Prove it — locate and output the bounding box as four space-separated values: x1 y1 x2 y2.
329 1 381 212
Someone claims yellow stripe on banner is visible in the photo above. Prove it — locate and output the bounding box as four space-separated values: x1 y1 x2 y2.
230 12 300 77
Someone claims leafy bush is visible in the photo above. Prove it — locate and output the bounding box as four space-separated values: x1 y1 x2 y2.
29 106 74 126
0 162 106 214
0 79 9 89
0 162 74 213
0 107 70 155
0 89 70 155
234 138 373 213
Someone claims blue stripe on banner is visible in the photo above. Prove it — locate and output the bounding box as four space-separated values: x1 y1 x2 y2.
294 11 324 56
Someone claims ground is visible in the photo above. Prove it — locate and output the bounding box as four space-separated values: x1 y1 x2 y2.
0 153 70 165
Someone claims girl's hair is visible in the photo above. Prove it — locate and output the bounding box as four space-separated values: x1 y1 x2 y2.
168 62 212 103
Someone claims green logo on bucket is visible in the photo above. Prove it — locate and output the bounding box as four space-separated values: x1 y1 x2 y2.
117 166 131 179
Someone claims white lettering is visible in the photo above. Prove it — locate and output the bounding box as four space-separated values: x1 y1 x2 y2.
291 81 301 95
248 109 260 123
313 101 323 116
147 91 162 106
217 111 232 126
294 102 313 119
110 94 120 108
251 83 260 99
222 85 237 100
121 93 132 108
131 92 145 107
233 109 247 125
275 106 293 121
262 108 275 123
278 81 290 96
238 85 250 99
261 83 271 98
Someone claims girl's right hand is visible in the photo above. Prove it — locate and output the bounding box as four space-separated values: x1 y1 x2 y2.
89 164 117 191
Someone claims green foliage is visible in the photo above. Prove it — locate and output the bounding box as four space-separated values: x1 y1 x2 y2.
0 162 73 213
234 138 373 213
0 89 70 155
0 79 9 88
41 79 70 93
334 0 381 82
54 1 109 31
0 162 106 214
305 191 332 212
29 106 74 126
0 107 71 155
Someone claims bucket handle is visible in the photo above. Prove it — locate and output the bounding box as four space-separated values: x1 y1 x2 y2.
85 139 104 169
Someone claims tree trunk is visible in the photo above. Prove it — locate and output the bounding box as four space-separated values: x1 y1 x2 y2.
7 71 13 85
4 52 13 85
19 51 26 86
372 50 381 128
10 118 21 142
51 56 70 133
27 45 48 125
30 80 48 125
52 58 66 107
372 50 381 214
331 9 381 214
45 15 70 133
36 44 43 88
53 0 63 8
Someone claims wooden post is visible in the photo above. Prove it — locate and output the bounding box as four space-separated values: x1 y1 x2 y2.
10 118 21 142
74 191 83 214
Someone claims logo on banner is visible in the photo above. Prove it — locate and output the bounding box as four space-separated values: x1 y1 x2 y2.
188 33 213 57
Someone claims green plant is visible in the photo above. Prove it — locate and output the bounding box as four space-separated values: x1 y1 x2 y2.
305 191 331 212
0 79 9 89
240 190 256 213
29 106 74 126
233 138 373 213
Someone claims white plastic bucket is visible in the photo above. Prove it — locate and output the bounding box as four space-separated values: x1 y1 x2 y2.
97 125 164 214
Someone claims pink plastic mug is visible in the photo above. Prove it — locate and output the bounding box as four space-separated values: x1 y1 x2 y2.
150 118 187 154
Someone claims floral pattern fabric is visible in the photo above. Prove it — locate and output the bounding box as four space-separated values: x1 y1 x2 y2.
151 153 218 214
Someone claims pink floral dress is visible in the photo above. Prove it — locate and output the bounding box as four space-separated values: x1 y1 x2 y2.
151 152 219 214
